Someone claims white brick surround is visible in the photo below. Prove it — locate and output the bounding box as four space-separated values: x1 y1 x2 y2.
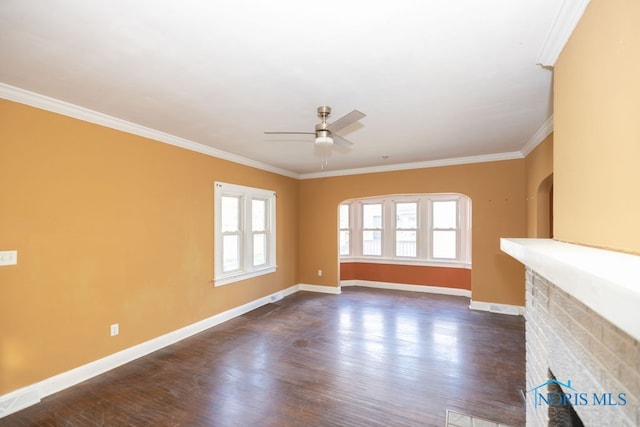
525 269 639 426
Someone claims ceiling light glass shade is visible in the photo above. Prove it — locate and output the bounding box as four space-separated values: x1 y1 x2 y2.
315 135 334 145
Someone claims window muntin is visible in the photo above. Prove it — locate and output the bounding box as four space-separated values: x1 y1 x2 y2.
340 194 470 267
339 204 350 256
221 195 242 272
395 202 417 257
214 182 276 286
432 200 458 259
252 198 267 267
362 203 383 256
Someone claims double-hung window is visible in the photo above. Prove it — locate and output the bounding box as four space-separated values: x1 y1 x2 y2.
395 201 418 257
214 182 276 286
339 204 351 256
431 200 458 259
362 203 383 256
340 193 470 267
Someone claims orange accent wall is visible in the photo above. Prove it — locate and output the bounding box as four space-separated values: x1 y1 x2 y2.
340 263 471 290
554 0 640 254
0 99 299 394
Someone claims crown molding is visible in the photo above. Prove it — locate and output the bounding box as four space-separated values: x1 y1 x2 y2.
520 115 554 157
537 0 591 67
298 151 524 180
0 83 299 179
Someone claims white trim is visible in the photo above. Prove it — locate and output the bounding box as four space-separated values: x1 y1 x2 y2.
520 115 554 157
1 83 530 180
0 387 40 420
339 257 471 269
0 83 298 179
469 300 525 316
298 152 523 180
297 283 342 294
1 284 326 419
214 182 277 286
536 0 592 67
341 279 471 298
501 238 640 342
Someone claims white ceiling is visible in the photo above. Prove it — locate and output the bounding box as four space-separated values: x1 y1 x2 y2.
0 0 559 176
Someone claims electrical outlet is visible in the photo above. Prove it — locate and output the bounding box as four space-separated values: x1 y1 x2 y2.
0 250 17 266
110 323 119 336
317 269 323 276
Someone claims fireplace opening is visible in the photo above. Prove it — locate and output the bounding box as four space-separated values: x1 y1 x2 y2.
547 370 584 427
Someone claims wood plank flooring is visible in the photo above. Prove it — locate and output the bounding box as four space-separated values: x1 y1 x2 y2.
0 287 525 426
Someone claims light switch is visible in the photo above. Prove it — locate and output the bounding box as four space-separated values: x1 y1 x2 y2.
0 250 18 266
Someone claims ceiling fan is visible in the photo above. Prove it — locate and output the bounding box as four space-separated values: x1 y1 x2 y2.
265 106 366 147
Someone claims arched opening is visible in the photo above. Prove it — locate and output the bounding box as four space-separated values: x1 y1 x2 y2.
337 193 471 293
536 173 553 238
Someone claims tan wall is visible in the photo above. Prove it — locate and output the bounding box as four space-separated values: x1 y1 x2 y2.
0 100 299 394
299 160 527 306
525 134 554 237
554 0 640 253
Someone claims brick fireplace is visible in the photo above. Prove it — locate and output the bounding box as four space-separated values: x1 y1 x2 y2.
501 239 640 426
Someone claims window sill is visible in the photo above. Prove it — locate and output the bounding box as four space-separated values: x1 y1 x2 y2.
340 257 470 269
214 265 277 287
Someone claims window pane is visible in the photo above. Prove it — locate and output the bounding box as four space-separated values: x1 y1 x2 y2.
433 230 456 259
433 200 457 229
252 199 266 231
363 230 382 255
221 196 240 232
339 230 350 255
396 202 417 228
222 234 240 272
253 233 266 266
396 230 416 257
363 204 382 228
339 204 349 229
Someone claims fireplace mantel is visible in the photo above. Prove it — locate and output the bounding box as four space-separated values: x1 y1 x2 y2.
501 238 640 343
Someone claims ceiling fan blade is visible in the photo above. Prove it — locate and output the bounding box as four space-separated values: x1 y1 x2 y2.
332 134 354 147
326 110 366 133
264 131 315 135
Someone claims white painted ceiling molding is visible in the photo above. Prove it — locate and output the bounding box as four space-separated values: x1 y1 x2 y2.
0 82 537 181
298 151 524 180
537 0 592 67
0 83 298 179
520 115 554 157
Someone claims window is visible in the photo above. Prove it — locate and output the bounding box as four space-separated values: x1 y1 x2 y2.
214 182 276 286
395 202 417 257
362 203 383 256
339 204 350 256
432 200 457 259
340 194 471 267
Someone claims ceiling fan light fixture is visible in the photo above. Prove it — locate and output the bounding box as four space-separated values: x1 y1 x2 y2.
315 135 334 145
314 129 333 145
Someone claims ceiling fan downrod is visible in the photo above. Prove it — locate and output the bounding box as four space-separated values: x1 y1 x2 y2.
315 106 333 145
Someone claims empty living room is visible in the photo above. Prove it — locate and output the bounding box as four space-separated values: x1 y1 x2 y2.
1 0 638 426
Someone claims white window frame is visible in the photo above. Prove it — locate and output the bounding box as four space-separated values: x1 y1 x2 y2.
340 193 471 268
361 202 384 256
394 200 419 258
214 182 276 286
339 204 351 256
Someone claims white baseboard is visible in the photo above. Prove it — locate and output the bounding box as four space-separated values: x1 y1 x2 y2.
297 283 341 294
341 279 472 298
469 300 525 316
1 284 305 418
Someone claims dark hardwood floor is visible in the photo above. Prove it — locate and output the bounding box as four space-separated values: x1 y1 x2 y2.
1 287 526 426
